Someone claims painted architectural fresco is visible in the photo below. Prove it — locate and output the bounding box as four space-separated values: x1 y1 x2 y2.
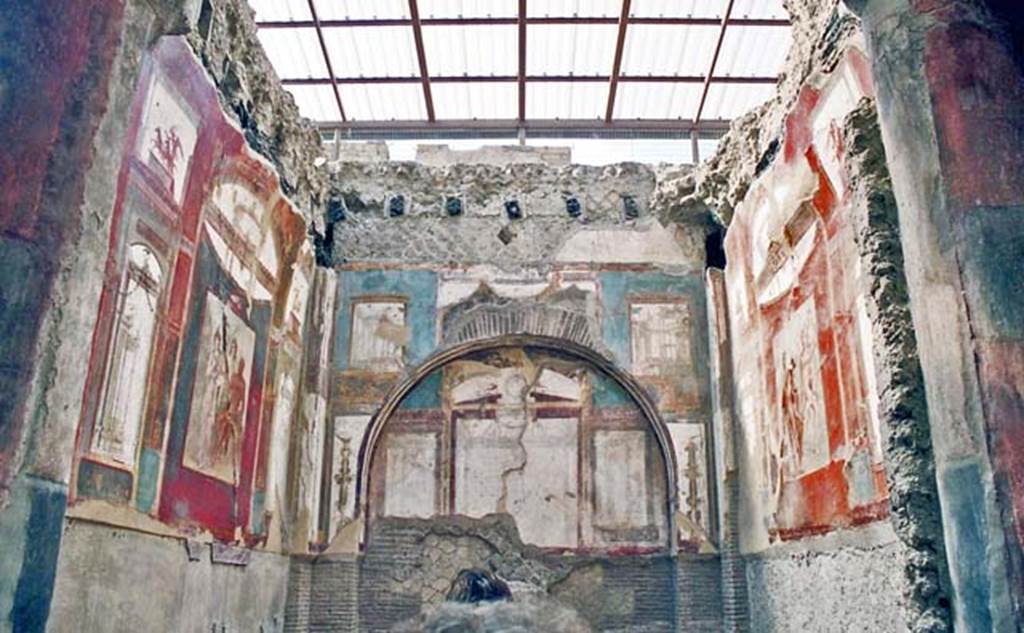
366 347 671 551
70 36 313 549
724 48 890 548
328 264 715 551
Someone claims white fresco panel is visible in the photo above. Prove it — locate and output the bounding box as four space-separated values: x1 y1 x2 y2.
91 246 162 466
593 430 648 528
350 300 406 371
331 415 371 528
455 416 579 548
507 417 579 548
630 301 693 377
384 433 437 517
135 76 198 205
668 423 710 534
772 298 830 476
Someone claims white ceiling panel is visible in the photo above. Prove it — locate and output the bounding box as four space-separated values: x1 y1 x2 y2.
431 82 519 119
614 81 704 119
701 82 776 120
732 0 789 19
528 0 621 17
257 28 327 78
419 0 516 18
339 83 427 120
527 82 607 119
323 26 420 78
422 24 519 76
284 84 339 121
716 25 792 78
315 0 409 20
249 0 311 22
621 25 720 77
630 0 727 18
527 24 617 76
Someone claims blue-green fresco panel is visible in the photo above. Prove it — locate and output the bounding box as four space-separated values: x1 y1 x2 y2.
335 269 438 370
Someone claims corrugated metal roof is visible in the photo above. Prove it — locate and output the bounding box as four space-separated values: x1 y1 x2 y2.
250 0 792 161
528 24 618 76
285 84 338 120
323 26 420 78
422 24 519 76
432 82 519 119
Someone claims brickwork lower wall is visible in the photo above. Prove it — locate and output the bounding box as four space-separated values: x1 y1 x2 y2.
677 555 724 632
284 557 314 632
283 516 730 631
311 555 359 632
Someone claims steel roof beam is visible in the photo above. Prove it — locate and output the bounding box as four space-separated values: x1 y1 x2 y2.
320 118 733 138
280 75 778 86
604 0 632 122
407 0 435 121
518 0 527 122
306 0 346 121
695 0 735 124
256 16 790 28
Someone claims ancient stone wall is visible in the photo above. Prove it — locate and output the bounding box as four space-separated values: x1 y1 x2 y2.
0 0 332 628
354 516 683 632
303 157 724 628
48 518 292 632
853 0 1024 627
693 2 952 631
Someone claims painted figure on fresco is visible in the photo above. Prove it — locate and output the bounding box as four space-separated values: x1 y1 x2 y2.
350 300 408 372
136 77 197 205
770 299 829 484
151 126 184 194
684 438 704 528
630 301 692 377
91 245 163 466
780 357 806 466
184 292 256 483
214 337 247 460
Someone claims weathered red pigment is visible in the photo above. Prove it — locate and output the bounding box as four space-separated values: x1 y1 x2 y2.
729 49 892 542
0 0 123 501
72 37 306 544
926 21 1024 208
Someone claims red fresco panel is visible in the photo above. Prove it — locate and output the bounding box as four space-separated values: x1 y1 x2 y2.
925 21 1024 208
741 51 891 540
72 36 306 546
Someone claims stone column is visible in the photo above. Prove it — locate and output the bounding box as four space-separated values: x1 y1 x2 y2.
850 0 1024 628
705 268 750 632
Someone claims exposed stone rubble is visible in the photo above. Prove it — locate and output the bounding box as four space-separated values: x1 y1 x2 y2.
360 515 678 632
186 0 329 216
326 160 706 267
655 0 861 227
844 98 952 632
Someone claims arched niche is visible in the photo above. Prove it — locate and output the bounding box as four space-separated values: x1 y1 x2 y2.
355 334 679 553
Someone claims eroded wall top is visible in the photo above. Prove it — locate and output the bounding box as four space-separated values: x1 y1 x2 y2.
324 160 710 271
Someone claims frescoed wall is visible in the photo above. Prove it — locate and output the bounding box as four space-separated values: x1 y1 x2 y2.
67 36 313 551
723 47 890 548
326 259 713 552
367 346 672 551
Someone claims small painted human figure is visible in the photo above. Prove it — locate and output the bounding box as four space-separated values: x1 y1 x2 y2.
781 357 805 469
214 337 247 459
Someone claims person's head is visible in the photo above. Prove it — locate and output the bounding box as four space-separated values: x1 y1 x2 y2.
445 569 511 604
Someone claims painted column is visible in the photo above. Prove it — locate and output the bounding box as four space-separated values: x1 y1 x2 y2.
0 1 124 628
853 0 1024 628
705 268 750 632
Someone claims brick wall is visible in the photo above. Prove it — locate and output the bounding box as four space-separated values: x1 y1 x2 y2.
677 555 724 632
284 517 731 631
